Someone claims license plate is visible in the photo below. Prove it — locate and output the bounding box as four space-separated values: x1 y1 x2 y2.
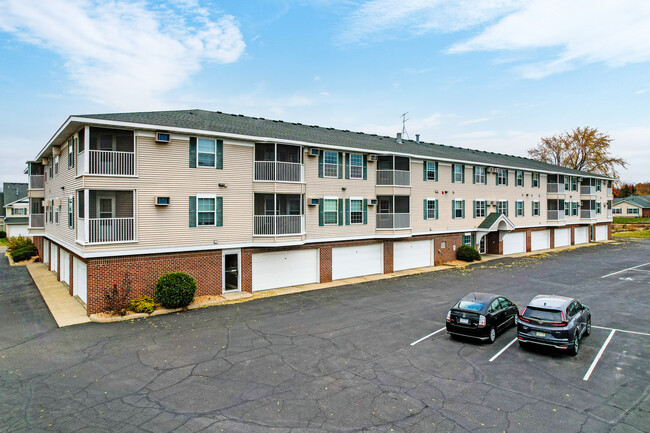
535 331 546 337
458 318 469 324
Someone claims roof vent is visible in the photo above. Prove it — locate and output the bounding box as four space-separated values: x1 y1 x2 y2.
416 134 420 143
396 132 402 144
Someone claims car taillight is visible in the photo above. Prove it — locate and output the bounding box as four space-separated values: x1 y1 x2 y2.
518 315 530 323
478 315 486 327
551 322 568 327
446 311 451 322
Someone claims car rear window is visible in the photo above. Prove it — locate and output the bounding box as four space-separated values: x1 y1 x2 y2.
456 301 485 311
523 307 563 322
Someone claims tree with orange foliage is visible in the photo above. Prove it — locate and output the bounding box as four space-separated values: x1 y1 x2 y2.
635 182 650 195
528 127 627 179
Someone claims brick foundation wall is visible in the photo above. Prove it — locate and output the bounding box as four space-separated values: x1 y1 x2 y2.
241 249 252 293
319 246 332 283
432 234 463 265
33 236 44 261
383 241 393 274
525 230 532 252
570 226 575 245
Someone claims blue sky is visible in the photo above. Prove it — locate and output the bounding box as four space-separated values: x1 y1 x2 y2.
1 0 649 186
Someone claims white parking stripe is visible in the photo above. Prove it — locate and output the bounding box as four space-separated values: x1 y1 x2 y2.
489 338 517 362
410 327 446 346
601 262 650 278
583 329 616 381
592 325 650 337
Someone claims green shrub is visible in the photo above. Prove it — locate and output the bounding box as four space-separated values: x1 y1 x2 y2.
457 245 481 262
0 230 6 238
10 244 39 262
103 274 132 316
155 272 197 309
6 236 33 253
129 296 157 314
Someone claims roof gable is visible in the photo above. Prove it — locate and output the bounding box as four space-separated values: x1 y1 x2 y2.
1 183 27 206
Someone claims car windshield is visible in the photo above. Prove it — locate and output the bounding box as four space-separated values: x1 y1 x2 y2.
523 307 563 322
456 301 485 312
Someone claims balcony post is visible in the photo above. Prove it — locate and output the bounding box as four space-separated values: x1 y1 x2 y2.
83 126 90 175
84 189 90 243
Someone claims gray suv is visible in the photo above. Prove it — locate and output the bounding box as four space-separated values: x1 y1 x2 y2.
517 295 591 356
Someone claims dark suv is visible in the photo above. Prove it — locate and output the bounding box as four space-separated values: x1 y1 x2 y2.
517 295 591 355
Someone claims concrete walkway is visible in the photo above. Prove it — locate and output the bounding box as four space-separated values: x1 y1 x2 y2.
26 262 90 327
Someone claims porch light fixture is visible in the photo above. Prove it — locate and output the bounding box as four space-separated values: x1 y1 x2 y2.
341 187 347 191
218 183 227 187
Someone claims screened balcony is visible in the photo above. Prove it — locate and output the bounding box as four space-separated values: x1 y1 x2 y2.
546 174 566 194
580 178 597 196
29 198 45 228
77 190 135 244
78 127 135 176
581 199 596 220
28 163 44 190
547 199 565 221
254 143 303 182
376 195 410 229
377 156 410 186
253 193 304 236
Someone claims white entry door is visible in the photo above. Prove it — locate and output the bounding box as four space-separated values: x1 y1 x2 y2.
60 250 70 285
595 225 608 241
332 244 383 280
530 230 550 251
51 245 58 273
394 240 433 271
43 239 49 264
73 257 87 304
252 249 319 291
575 226 589 244
502 232 526 255
554 228 571 247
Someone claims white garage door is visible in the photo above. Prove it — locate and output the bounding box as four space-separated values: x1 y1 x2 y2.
60 250 70 285
394 240 433 271
575 226 589 244
530 230 550 251
73 257 87 304
502 232 526 255
332 244 383 280
7 225 30 238
252 249 319 291
51 245 58 273
43 239 49 264
554 228 571 247
595 225 608 241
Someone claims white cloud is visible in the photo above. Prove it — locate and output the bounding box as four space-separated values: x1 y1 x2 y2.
458 117 492 126
0 0 245 109
636 89 649 94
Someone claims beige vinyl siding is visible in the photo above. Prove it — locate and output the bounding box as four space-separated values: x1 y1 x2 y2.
612 202 642 216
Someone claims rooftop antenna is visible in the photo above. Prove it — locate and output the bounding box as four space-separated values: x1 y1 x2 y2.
401 112 410 140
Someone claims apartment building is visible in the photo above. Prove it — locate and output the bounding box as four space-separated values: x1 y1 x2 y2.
2 182 29 238
26 110 613 314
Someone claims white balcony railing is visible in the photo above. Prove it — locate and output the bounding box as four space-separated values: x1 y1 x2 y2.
607 188 613 196
87 217 135 243
377 170 410 186
581 210 596 219
254 161 303 182
547 183 565 194
87 150 135 176
376 213 410 229
580 185 596 195
547 210 565 221
29 175 44 189
254 215 304 236
29 213 45 228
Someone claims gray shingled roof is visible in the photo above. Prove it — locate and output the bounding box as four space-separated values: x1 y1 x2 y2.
477 212 502 229
0 192 4 211
78 109 611 179
2 183 28 207
613 195 650 208
4 217 28 225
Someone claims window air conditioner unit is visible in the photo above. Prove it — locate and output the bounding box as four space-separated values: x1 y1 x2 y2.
155 132 171 143
369 199 377 205
368 154 378 162
155 197 170 206
309 198 319 206
487 167 497 173
308 148 319 157
488 201 496 206
577 177 584 182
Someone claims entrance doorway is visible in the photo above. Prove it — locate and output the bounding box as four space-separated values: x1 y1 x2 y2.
223 250 240 292
479 236 486 254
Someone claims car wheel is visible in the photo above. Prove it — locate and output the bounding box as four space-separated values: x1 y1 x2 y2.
570 334 580 356
488 327 496 344
585 318 591 336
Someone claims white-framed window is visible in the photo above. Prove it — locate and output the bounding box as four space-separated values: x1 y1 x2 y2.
323 151 338 177
564 176 571 190
453 199 465 219
497 200 508 216
474 166 485 184
571 177 578 191
572 201 579 216
474 200 486 218
350 154 363 179
596 180 602 191
516 200 524 217
532 173 540 188
67 196 74 228
612 208 622 214
564 201 570 216
627 208 639 215
197 138 216 167
12 208 26 215
497 169 508 185
463 234 472 246
68 138 74 168
54 205 60 224
596 202 601 214
515 171 524 187
54 155 59 175
452 164 464 183
426 161 437 180
532 201 541 216
323 197 338 224
350 198 363 224
197 193 216 225
427 199 438 219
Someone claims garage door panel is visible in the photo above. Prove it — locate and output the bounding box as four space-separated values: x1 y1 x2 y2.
51 246 58 273
60 251 70 285
595 225 608 241
554 228 570 247
531 230 550 251
575 227 589 244
73 257 87 304
502 232 526 255
394 240 432 271
332 244 383 280
252 249 319 291
43 239 49 264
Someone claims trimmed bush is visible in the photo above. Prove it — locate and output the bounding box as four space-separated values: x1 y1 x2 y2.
129 296 157 314
6 236 33 253
10 244 38 262
0 230 6 238
457 245 481 262
155 272 197 309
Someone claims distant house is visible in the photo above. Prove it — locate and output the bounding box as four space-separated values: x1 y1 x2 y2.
0 192 4 233
2 183 29 237
612 195 650 218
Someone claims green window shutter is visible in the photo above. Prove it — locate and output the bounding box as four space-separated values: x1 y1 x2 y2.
338 152 343 179
338 198 343 225
423 199 428 220
216 197 223 226
345 153 350 179
505 170 509 186
70 196 74 228
189 137 197 168
435 199 439 219
345 198 350 225
435 162 438 181
318 199 324 226
472 166 476 184
471 233 476 248
189 196 196 227
216 140 223 169
362 199 367 224
522 202 525 217
505 201 509 217
423 162 427 181
462 165 465 183
521 172 524 187
362 158 367 180
473 200 477 218
451 164 455 183
484 169 488 185
452 200 456 219
462 200 465 218
318 151 323 178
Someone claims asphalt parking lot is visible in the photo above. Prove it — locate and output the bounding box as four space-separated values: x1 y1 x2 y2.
0 239 648 433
